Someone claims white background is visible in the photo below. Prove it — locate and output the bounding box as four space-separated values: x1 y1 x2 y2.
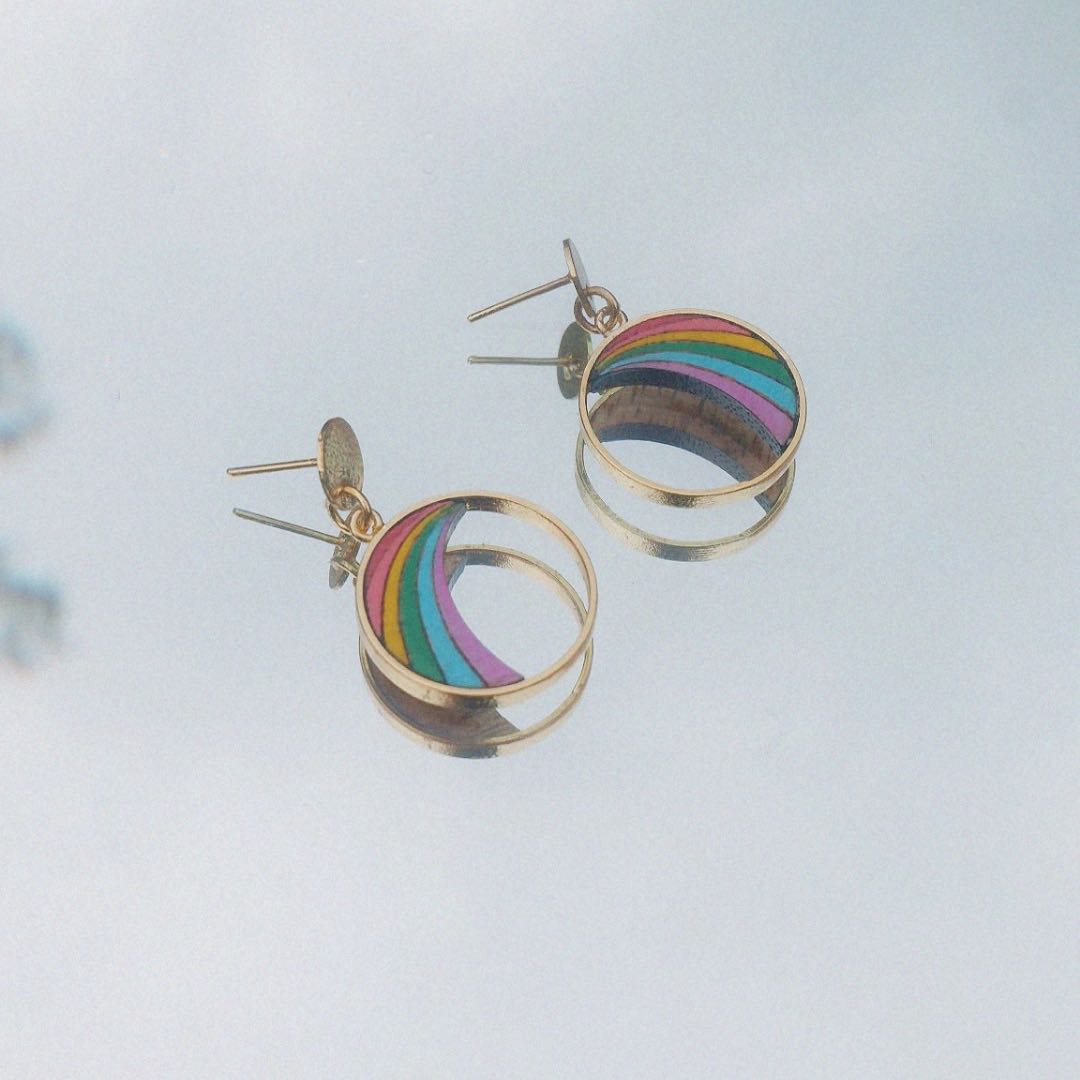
2 3 1078 1077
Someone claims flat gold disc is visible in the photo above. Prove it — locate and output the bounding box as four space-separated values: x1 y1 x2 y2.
557 321 592 399
563 238 593 314
316 417 364 500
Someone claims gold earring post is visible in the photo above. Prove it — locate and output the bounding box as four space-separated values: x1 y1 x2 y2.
466 239 598 324
232 508 361 587
467 355 576 366
227 418 371 589
467 274 574 322
226 458 317 477
231 508 341 545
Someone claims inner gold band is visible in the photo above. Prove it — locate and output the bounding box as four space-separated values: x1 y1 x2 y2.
360 544 593 757
575 432 795 561
355 491 597 711
576 309 806 508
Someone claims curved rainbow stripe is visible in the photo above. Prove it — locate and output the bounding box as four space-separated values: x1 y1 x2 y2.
362 499 523 689
588 312 799 452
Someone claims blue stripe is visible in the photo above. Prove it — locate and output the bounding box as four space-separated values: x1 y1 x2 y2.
416 515 483 688
598 349 797 414
587 366 784 454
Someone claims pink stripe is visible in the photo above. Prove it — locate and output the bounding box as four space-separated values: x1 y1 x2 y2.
363 502 447 636
598 313 755 359
431 506 522 687
603 361 795 443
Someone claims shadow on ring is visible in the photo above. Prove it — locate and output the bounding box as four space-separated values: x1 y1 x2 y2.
575 383 797 562
358 544 593 758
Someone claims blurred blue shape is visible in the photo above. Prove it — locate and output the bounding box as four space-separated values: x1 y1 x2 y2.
0 549 62 668
0 322 60 668
0 324 49 449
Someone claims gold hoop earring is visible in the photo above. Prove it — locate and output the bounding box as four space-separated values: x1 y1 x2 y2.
468 241 806 561
228 418 597 757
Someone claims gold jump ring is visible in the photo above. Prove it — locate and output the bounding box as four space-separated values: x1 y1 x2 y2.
574 285 625 335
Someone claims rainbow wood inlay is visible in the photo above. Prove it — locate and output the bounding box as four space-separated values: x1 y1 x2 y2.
361 498 523 689
587 312 800 478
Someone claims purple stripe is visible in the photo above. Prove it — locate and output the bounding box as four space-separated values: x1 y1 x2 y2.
604 361 795 443
431 507 522 687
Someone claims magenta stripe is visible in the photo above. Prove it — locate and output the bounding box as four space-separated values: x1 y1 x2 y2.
431 507 522 687
597 313 755 359
604 361 795 443
363 502 446 636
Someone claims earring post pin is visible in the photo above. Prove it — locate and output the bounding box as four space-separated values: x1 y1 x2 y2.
466 274 571 322
467 355 575 367
232 508 342 546
226 458 317 477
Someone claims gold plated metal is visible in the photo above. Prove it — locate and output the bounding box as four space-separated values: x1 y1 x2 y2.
468 239 626 334
226 458 317 476
467 322 591 399
556 321 591 399
228 418 375 586
578 310 806 509
231 508 344 547
230 416 365 510
467 241 806 560
467 275 574 320
573 310 804 557
324 484 383 542
230 508 360 585
228 418 597 755
575 438 795 561
360 544 593 757
467 355 576 366
468 239 595 322
573 284 626 335
355 491 597 713
316 417 364 500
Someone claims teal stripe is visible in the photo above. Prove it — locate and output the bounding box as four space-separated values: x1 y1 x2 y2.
416 513 484 688
400 513 447 681
598 350 797 414
597 339 795 389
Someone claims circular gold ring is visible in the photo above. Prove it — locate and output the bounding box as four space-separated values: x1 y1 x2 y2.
575 431 795 561
360 544 592 757
576 309 806 508
354 491 597 712
328 485 382 540
574 285 625 335
329 483 365 510
347 506 383 541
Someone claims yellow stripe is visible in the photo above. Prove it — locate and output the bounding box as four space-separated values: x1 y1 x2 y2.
600 329 778 365
382 508 440 664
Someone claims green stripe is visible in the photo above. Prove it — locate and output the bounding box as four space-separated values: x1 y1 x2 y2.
598 339 795 389
398 511 447 681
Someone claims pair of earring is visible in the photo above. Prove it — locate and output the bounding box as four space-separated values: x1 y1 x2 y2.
229 240 805 757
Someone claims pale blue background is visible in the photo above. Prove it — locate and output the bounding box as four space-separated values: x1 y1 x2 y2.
2 3 1078 1077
